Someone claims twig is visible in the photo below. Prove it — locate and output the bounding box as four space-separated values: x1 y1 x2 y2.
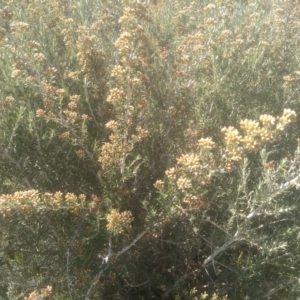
203 174 300 268
161 268 190 299
246 174 300 220
115 229 148 258
206 217 232 237
262 277 300 298
65 213 89 300
204 266 215 285
85 228 148 300
66 248 73 300
203 231 241 267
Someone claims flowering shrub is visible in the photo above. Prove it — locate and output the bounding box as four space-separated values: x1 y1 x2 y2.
0 0 300 299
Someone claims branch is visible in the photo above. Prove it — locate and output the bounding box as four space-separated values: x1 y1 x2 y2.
116 229 148 258
203 174 300 267
246 174 300 220
203 231 241 267
161 269 189 299
65 213 89 300
66 248 73 300
262 277 300 298
85 228 148 300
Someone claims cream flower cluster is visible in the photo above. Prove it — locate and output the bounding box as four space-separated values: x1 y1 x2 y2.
106 209 133 235
0 190 102 216
156 110 297 193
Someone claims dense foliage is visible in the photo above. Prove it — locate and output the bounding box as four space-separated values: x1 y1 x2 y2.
0 0 300 299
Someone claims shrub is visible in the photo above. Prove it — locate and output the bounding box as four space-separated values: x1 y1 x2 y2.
0 0 300 299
